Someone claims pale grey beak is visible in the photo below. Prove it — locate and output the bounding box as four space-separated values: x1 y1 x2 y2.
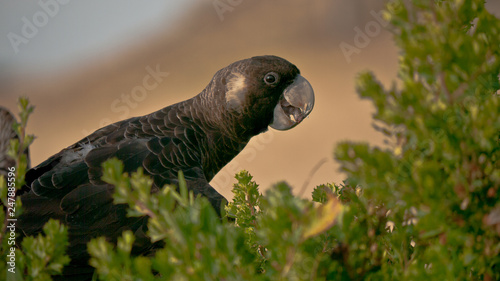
270 75 314 130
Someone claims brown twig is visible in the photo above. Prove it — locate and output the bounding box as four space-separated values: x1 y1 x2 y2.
298 157 329 197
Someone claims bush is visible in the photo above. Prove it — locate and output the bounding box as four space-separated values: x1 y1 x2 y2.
1 0 499 280
87 162 343 281
335 0 500 279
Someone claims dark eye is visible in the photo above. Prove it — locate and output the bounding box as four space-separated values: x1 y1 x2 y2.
264 72 279 85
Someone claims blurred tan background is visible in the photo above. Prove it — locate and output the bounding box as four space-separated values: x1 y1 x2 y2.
2 0 500 199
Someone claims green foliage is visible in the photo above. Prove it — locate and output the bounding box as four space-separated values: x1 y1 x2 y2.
0 98 70 281
90 161 259 280
225 171 262 263
89 164 343 281
334 0 500 279
20 220 70 281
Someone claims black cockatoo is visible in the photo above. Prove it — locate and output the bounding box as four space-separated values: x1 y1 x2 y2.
11 55 314 279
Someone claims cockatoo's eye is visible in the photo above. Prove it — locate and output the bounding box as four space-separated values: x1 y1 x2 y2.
264 72 279 85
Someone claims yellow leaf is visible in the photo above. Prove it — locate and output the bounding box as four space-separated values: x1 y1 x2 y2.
302 195 343 239
394 146 402 156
